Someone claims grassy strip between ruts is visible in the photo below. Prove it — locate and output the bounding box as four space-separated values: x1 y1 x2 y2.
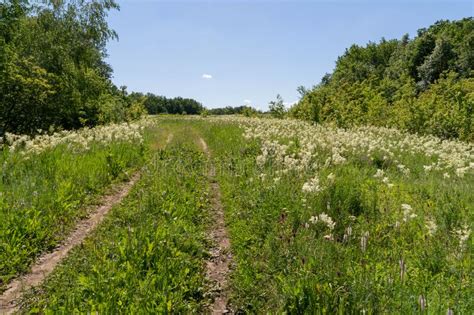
21 123 211 313
0 124 154 291
194 118 473 314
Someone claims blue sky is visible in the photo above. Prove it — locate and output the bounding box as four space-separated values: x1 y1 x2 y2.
106 0 473 110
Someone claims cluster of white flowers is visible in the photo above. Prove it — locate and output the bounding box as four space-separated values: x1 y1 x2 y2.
425 217 438 236
396 164 410 176
191 116 473 256
206 116 474 178
302 175 322 193
374 169 385 178
3 118 156 156
454 224 471 249
401 204 417 222
343 226 353 242
309 212 336 240
309 212 336 230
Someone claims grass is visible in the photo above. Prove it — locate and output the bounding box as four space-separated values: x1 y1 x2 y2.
3 116 473 313
0 126 149 290
21 120 213 313
194 117 473 314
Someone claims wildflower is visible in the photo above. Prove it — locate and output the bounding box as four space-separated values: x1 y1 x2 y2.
308 213 335 230
418 295 426 311
319 213 335 230
381 176 394 188
454 224 471 249
309 216 318 224
425 218 438 236
399 258 406 281
397 164 410 176
256 155 266 166
456 167 468 178
402 204 417 222
374 169 385 178
345 226 352 237
323 234 334 241
361 231 369 252
302 176 322 193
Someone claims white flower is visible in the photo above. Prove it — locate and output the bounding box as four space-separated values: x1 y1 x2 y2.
361 231 369 252
345 226 352 237
319 213 336 230
402 204 417 222
425 218 438 236
309 216 318 224
397 164 410 175
454 224 471 249
308 212 335 230
374 169 385 178
302 176 322 193
323 234 334 241
401 204 412 211
456 167 469 178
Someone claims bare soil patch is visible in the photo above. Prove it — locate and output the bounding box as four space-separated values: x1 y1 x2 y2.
199 137 233 314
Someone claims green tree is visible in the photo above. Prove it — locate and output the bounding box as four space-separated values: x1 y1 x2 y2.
269 94 287 119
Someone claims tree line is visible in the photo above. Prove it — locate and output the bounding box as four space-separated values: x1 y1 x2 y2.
206 105 259 116
290 18 474 141
0 1 206 137
141 93 204 115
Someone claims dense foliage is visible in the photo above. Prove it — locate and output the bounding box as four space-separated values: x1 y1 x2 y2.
291 18 474 141
143 93 204 115
207 105 259 116
0 0 145 136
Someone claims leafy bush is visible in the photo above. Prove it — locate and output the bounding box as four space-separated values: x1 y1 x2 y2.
291 18 474 141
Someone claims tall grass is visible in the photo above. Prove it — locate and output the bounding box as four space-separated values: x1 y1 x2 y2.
22 122 212 312
196 117 473 313
0 123 150 290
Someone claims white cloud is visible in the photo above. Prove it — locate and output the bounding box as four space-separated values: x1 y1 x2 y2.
244 99 252 105
202 73 213 79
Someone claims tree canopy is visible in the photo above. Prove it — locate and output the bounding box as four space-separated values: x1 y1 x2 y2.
143 93 204 115
290 18 474 141
0 0 145 136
